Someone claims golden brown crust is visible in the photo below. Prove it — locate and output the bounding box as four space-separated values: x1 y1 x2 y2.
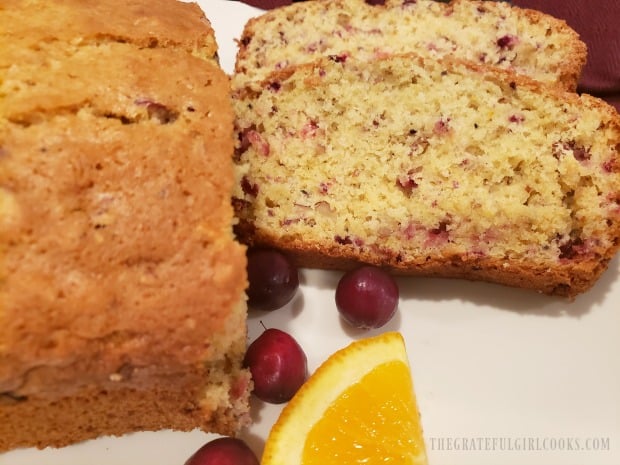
0 359 252 450
237 224 610 298
1 0 218 58
0 0 250 452
236 206 617 299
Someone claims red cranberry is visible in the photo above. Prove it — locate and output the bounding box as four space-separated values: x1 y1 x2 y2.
497 34 518 49
246 249 299 311
335 266 399 329
240 176 259 197
243 328 308 404
184 437 258 465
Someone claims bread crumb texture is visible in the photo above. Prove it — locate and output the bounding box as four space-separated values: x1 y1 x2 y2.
233 54 620 297
0 0 249 451
233 0 586 90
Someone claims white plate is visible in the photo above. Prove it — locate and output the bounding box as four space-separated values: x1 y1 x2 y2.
2 1 619 464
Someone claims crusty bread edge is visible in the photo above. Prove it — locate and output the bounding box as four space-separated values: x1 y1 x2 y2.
235 225 613 298
0 370 250 451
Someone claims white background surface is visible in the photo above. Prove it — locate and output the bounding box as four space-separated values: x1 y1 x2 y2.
2 1 619 464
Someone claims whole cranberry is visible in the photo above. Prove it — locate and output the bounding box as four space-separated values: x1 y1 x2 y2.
335 266 399 329
243 328 308 404
246 249 299 311
184 437 258 465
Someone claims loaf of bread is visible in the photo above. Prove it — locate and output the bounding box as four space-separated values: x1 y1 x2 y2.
233 0 587 91
0 0 250 451
232 53 620 297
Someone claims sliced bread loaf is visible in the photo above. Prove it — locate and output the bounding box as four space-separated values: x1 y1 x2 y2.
234 0 587 90
232 54 620 297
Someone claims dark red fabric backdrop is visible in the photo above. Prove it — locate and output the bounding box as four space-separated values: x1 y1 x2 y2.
237 0 620 111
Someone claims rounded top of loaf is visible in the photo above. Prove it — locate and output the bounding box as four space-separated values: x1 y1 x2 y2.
0 0 218 59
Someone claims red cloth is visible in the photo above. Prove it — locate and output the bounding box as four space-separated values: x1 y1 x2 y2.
240 0 620 111
240 0 289 8
512 0 620 111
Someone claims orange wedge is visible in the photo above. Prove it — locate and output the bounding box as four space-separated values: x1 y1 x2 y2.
261 331 428 465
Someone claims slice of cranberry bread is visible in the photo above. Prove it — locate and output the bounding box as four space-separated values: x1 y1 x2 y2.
232 54 620 297
233 0 586 91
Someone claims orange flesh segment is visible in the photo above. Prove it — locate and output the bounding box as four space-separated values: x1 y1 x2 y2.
302 360 425 465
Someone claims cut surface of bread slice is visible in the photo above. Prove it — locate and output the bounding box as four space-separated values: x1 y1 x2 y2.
232 54 620 297
233 0 587 91
0 0 250 451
